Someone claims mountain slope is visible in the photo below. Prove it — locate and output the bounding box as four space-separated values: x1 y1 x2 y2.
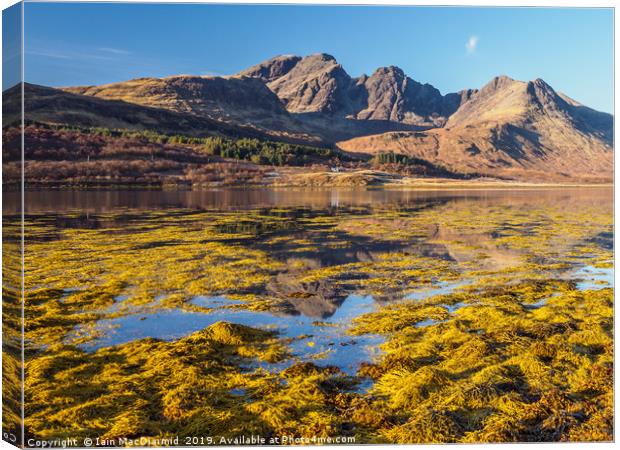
4 83 284 141
65 75 287 118
337 76 613 181
62 75 324 142
238 54 303 82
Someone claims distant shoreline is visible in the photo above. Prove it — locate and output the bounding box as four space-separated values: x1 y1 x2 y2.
5 180 613 192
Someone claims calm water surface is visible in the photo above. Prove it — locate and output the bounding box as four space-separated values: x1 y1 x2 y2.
8 187 613 375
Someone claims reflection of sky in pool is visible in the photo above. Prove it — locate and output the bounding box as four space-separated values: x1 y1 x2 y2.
76 261 613 376
79 294 383 375
573 265 613 290
404 280 470 301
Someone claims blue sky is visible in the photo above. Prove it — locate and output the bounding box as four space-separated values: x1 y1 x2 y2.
20 3 614 113
2 2 21 90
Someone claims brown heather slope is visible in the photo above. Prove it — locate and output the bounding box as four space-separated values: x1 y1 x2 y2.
6 83 270 140
337 76 613 182
65 75 287 119
63 75 322 143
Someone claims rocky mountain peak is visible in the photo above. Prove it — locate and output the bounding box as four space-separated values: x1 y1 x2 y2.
237 54 502 127
309 52 337 62
286 53 341 75
339 68 612 182
237 54 302 82
479 75 518 95
237 54 471 125
525 77 565 110
263 53 353 114
372 65 406 78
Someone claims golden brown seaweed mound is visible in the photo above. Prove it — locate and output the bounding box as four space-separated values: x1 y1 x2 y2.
350 282 613 443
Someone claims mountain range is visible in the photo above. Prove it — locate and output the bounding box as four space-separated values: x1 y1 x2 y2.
5 53 614 182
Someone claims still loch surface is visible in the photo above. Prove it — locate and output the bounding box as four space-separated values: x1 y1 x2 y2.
7 187 613 374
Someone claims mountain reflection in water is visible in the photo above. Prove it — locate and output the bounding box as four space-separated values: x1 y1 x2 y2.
10 187 613 373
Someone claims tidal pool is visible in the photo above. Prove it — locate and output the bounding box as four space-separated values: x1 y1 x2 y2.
4 187 614 443
82 293 383 375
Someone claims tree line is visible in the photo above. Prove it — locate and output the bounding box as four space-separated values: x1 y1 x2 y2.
50 123 352 166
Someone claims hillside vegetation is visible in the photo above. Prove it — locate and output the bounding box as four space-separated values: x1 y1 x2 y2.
3 124 460 188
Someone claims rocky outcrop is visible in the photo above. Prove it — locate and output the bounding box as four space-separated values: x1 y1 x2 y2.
240 54 471 126
265 53 355 114
355 66 455 126
238 54 302 82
